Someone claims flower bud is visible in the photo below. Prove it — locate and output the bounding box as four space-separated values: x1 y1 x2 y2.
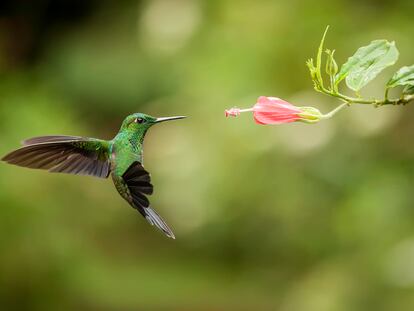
225 96 322 125
325 49 338 76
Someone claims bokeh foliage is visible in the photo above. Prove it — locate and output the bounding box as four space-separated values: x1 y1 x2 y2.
1 0 414 310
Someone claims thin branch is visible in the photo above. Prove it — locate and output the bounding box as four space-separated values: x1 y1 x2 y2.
316 85 414 106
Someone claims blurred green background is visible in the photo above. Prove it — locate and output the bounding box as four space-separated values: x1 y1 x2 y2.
1 0 414 310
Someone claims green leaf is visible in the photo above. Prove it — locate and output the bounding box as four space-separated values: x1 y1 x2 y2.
315 26 329 87
387 65 414 89
335 40 399 91
403 85 414 95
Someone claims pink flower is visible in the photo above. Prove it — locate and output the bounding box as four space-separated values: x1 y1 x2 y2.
225 96 321 125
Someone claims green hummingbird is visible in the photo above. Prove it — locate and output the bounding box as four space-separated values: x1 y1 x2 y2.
1 113 186 239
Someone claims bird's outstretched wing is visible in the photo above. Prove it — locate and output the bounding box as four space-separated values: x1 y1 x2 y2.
122 161 175 239
2 135 111 178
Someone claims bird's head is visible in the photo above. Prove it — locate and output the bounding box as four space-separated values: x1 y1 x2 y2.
120 113 186 136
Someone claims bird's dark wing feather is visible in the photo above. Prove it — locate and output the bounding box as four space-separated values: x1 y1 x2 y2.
22 135 84 145
122 161 175 239
2 135 111 178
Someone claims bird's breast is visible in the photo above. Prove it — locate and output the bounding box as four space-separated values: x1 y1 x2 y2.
111 145 143 176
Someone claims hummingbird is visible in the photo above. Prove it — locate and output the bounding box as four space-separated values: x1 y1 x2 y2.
1 113 186 239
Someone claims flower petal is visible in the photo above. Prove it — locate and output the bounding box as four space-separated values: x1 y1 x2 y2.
256 96 302 112
254 113 300 124
253 96 302 124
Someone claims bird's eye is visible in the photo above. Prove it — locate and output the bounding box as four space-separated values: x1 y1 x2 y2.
135 118 145 124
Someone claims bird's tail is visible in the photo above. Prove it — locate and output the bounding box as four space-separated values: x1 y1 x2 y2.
138 206 175 239
118 161 175 239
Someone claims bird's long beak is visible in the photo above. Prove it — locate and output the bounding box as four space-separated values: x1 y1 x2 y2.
155 116 187 123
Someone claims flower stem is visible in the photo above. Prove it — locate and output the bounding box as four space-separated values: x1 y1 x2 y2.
321 103 348 119
384 87 390 101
